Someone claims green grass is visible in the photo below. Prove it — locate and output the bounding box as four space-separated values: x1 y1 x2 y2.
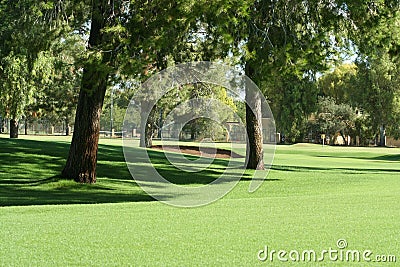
0 134 399 266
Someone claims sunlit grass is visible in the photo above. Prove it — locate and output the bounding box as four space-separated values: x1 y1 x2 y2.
0 134 399 266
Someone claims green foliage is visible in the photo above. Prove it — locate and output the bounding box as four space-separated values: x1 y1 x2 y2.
2 0 400 144
269 75 319 143
101 81 141 132
318 63 358 104
0 53 32 119
353 53 400 138
229 0 349 142
312 96 358 136
347 2 400 60
34 35 84 124
240 1 400 143
156 83 238 141
316 49 400 143
0 0 83 125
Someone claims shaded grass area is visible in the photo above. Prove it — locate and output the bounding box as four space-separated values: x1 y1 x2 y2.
1 136 400 206
0 136 249 206
0 137 149 206
146 148 251 185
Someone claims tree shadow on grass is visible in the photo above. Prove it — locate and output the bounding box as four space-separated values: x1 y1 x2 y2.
148 149 233 184
0 183 160 207
0 175 59 185
0 138 259 206
316 153 400 162
271 165 400 174
0 138 159 206
371 154 400 161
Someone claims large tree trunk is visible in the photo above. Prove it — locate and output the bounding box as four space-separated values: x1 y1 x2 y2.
245 64 264 170
10 118 18 138
62 79 107 183
61 0 112 183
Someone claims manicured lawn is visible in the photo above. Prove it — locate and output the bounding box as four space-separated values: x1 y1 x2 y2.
0 134 399 266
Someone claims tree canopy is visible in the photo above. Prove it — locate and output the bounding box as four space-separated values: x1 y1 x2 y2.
1 0 400 181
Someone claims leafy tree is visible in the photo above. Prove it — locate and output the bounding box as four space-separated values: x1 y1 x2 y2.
101 78 141 136
313 96 357 140
247 0 400 147
128 0 246 148
62 0 206 181
0 53 31 138
353 54 400 146
62 0 120 183
238 0 347 164
318 63 358 104
341 1 400 145
0 0 60 138
33 34 84 135
179 83 237 141
58 0 400 183
269 73 319 143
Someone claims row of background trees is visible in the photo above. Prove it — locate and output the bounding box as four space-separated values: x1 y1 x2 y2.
1 0 399 183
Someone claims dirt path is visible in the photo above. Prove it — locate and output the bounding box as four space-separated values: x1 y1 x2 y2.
151 145 244 159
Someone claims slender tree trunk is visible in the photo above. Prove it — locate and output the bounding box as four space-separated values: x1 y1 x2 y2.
24 118 28 135
65 126 70 136
145 117 154 147
61 0 112 183
190 121 196 141
10 118 18 138
140 100 155 148
140 106 147 147
157 108 163 139
245 64 264 170
65 117 70 136
379 124 386 147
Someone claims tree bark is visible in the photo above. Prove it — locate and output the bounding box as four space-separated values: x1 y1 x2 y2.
144 117 154 147
190 121 196 141
139 105 147 147
245 64 264 170
140 100 155 148
10 118 18 138
379 124 386 147
24 118 28 135
65 117 70 136
157 108 163 139
61 0 112 183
